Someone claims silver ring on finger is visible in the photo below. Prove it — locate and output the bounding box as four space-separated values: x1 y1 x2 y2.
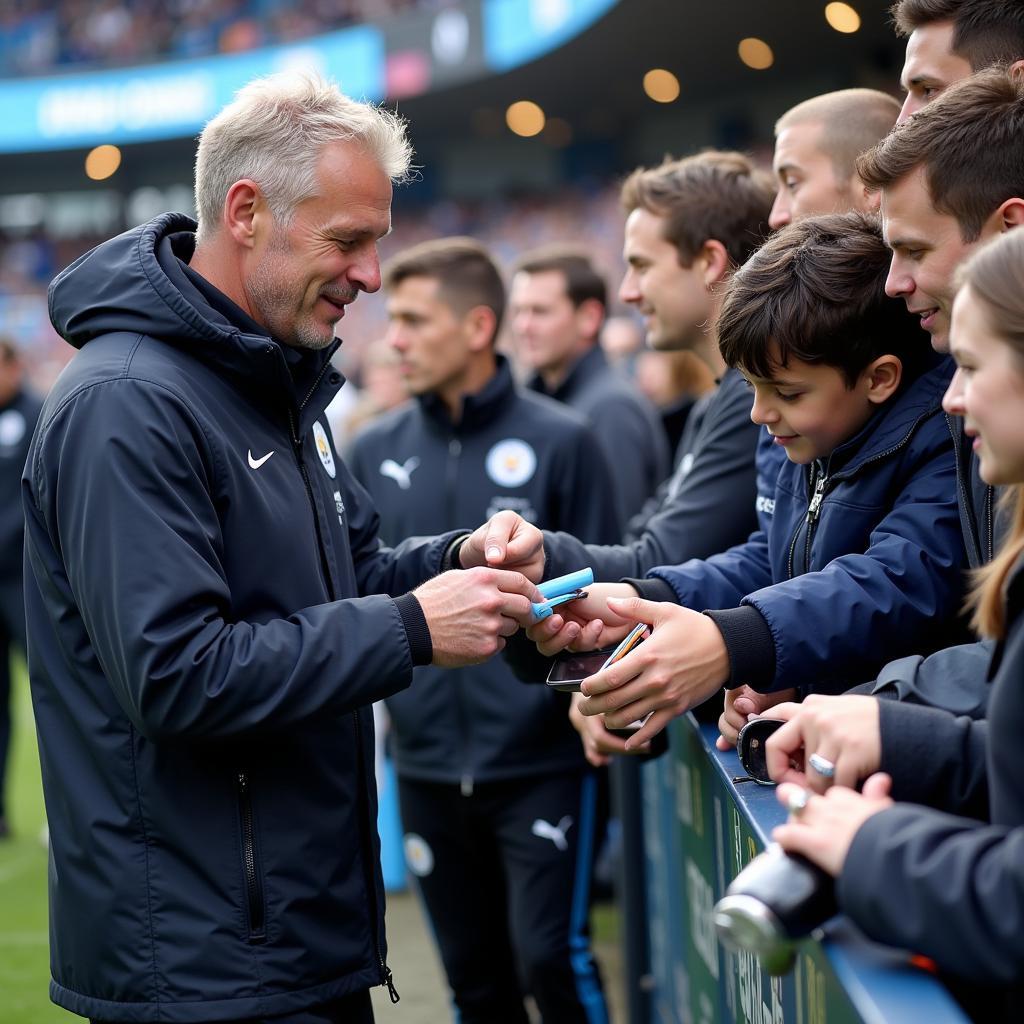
786 787 810 817
808 753 836 779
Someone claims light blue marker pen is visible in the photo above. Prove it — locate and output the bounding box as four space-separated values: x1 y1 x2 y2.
531 567 594 620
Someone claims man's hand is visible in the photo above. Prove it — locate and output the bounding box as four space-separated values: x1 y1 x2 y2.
525 582 638 656
772 774 893 877
577 598 730 749
414 567 542 667
716 686 798 751
568 692 649 767
764 694 882 794
458 511 544 581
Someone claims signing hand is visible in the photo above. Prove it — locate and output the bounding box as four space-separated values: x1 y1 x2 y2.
414 567 542 667
525 582 637 657
764 694 882 794
459 511 545 582
577 598 729 750
716 686 798 751
773 774 893 877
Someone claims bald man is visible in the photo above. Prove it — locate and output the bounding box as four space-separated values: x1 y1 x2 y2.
769 88 900 230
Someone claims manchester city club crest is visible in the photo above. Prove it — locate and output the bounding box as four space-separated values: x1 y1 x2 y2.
485 438 536 488
312 421 336 479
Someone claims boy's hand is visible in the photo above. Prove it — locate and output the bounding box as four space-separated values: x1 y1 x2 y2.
569 693 636 767
459 511 545 581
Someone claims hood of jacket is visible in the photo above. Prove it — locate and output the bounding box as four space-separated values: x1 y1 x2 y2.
48 212 340 426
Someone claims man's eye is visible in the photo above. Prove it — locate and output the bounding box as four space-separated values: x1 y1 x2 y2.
784 177 800 192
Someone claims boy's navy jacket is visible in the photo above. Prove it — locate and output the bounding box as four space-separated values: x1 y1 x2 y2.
838 555 1024 1015
350 356 620 784
640 356 968 694
29 214 459 1021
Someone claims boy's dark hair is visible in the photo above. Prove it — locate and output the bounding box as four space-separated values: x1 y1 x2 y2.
382 237 506 340
857 67 1024 241
891 0 1024 70
620 151 774 269
718 212 925 387
512 246 607 311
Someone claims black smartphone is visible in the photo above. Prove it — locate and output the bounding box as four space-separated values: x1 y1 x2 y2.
736 718 785 784
606 717 670 758
545 647 620 692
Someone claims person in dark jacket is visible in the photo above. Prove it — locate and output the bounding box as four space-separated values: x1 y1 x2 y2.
351 238 617 1024
771 223 1024 1023
510 247 669 524
0 337 41 839
25 72 548 1024
538 214 965 750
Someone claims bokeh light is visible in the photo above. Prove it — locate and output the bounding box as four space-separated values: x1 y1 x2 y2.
737 38 774 70
85 145 122 181
825 2 861 33
643 68 680 103
506 100 546 137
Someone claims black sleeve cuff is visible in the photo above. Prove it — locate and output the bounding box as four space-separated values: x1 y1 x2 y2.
394 593 433 666
440 532 473 572
703 606 776 690
623 577 676 603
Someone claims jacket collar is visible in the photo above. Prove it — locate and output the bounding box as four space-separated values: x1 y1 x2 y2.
816 353 953 480
528 344 607 402
418 355 516 433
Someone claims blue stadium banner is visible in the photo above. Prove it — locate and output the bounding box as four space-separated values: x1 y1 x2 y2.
0 26 384 153
482 0 618 71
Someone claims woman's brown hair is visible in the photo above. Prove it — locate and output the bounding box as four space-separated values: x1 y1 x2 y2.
960 230 1024 637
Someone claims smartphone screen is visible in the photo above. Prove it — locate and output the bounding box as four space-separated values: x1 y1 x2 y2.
545 648 619 692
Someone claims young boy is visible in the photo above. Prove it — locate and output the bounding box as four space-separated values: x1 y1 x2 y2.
548 213 969 751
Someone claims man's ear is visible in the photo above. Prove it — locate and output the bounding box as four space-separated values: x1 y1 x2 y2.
699 239 731 287
574 297 605 344
863 354 902 404
465 305 498 352
998 196 1024 232
223 180 265 249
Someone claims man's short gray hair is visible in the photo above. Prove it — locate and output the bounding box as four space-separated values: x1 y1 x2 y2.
194 71 413 241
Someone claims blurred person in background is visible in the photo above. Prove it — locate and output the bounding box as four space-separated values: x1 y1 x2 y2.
351 237 618 1024
768 87 901 231
633 348 716 457
599 313 645 373
0 337 41 840
511 247 669 524
892 0 1024 122
26 71 547 1024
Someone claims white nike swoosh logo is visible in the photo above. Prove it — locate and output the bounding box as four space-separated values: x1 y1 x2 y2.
247 450 275 470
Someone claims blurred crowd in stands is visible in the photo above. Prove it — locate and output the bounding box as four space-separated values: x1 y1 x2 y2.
0 178 712 453
0 0 432 75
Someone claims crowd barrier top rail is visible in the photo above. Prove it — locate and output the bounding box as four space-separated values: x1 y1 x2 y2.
640 715 970 1024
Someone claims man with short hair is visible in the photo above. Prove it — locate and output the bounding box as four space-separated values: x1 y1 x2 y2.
531 152 777 759
844 66 1024 714
351 238 617 1024
892 0 1024 121
28 72 545 1024
511 247 668 523
768 88 900 230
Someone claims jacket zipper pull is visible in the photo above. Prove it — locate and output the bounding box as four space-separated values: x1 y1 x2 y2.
381 961 400 1003
807 474 827 523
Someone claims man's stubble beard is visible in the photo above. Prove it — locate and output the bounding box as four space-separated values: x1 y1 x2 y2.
248 231 337 351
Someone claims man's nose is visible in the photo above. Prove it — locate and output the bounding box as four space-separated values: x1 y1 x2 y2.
884 260 912 299
350 248 382 294
768 191 790 231
618 269 640 305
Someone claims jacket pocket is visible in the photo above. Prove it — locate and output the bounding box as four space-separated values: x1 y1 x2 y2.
236 771 266 942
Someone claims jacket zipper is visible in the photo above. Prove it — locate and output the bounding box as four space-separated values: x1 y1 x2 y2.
787 406 934 579
446 435 473 797
237 772 266 941
286 389 399 1000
